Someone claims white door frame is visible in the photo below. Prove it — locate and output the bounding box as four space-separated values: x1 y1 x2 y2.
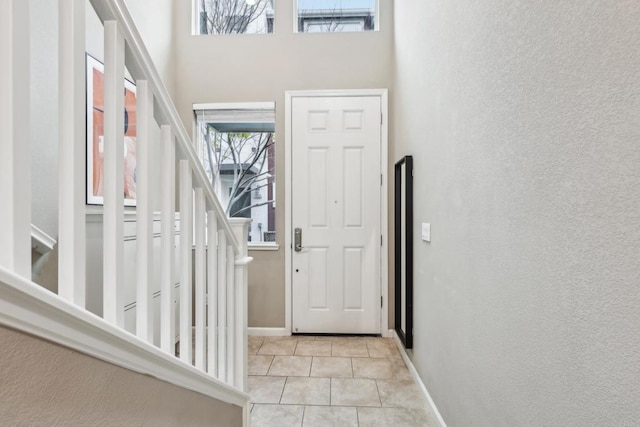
284 89 389 336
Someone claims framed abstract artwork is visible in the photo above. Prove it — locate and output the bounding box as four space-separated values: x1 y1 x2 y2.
86 54 137 206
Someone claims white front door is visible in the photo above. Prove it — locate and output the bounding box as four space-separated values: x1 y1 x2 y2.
291 95 382 334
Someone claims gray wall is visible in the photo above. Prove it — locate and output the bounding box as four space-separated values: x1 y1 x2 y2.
0 326 241 426
173 0 394 327
391 1 640 425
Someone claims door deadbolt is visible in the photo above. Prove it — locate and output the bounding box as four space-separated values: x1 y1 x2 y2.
294 228 303 252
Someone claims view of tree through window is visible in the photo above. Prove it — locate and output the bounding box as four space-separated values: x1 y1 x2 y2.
296 0 377 33
197 0 275 34
194 104 276 244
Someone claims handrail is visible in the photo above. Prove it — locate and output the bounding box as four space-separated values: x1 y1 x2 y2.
31 224 56 255
0 266 250 407
88 0 240 255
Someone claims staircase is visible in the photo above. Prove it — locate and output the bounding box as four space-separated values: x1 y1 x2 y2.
0 0 251 424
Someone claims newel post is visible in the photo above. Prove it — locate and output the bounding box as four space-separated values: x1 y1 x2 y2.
229 218 253 392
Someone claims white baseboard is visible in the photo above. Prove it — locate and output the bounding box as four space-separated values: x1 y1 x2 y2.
382 328 395 338
392 330 447 427
248 327 291 337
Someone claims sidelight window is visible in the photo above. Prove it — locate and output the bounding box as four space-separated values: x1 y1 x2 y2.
194 103 276 246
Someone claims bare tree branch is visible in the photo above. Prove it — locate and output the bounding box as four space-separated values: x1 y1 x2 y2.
231 199 274 217
228 170 273 208
232 134 273 193
201 0 271 34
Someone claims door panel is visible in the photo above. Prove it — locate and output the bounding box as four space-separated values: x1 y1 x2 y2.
343 247 364 310
308 148 329 228
292 95 381 334
308 248 328 309
344 148 364 228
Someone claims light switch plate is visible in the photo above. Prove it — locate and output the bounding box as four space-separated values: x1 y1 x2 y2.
421 223 431 242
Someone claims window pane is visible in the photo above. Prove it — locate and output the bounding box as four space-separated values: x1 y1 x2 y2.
296 0 376 33
197 0 275 35
229 187 252 219
194 104 276 244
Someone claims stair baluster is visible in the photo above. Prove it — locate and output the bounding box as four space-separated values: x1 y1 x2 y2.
179 160 193 364
58 0 86 307
135 79 153 342
226 244 236 386
160 125 176 354
207 213 219 377
102 20 126 328
194 187 207 370
217 231 228 382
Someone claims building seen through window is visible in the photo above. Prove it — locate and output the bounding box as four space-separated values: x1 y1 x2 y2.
296 0 377 32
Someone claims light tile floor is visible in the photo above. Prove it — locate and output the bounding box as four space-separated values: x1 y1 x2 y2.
248 336 437 427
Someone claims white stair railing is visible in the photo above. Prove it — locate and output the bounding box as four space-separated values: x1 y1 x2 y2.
0 0 252 416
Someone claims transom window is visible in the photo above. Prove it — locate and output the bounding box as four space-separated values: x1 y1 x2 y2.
194 103 276 246
195 0 275 35
295 0 378 33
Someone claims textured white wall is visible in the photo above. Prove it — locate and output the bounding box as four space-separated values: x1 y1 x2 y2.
173 0 394 327
0 326 241 426
392 1 640 425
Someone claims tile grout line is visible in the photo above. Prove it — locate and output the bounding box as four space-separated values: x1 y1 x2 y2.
265 354 275 376
279 376 289 404
374 379 383 408
293 337 299 356
329 377 332 406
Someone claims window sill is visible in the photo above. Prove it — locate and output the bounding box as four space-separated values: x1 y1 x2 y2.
248 243 279 251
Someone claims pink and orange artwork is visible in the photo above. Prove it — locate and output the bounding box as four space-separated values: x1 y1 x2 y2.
86 54 137 206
